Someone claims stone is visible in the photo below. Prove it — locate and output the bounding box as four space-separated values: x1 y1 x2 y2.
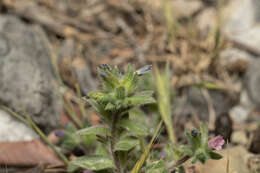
229 105 250 124
223 0 260 55
0 15 62 132
229 90 255 124
72 57 97 95
170 0 204 19
195 8 217 37
249 127 260 154
244 58 260 107
247 155 260 172
0 110 38 142
192 146 250 173
219 48 255 73
232 130 248 145
187 87 235 121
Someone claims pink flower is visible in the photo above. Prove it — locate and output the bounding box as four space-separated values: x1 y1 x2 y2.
208 135 225 151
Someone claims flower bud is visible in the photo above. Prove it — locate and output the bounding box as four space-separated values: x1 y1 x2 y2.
191 129 198 137
54 130 64 138
136 65 152 75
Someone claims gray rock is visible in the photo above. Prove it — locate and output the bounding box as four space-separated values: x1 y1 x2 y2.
229 89 256 124
219 48 255 72
244 58 260 107
170 0 204 19
0 110 38 142
0 15 62 132
229 105 251 124
223 0 260 55
174 87 236 121
72 58 97 95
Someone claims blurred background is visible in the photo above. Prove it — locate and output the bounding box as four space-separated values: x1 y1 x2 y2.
0 0 260 172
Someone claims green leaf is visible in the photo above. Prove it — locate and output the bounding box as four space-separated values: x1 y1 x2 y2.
209 151 223 160
197 153 207 164
65 122 77 133
115 137 139 151
67 163 80 172
81 134 96 147
70 155 115 171
122 65 138 95
115 86 125 99
88 90 107 101
181 146 194 156
125 91 156 106
84 98 110 122
105 102 115 111
97 68 117 91
61 132 80 150
84 98 102 114
95 143 109 156
194 149 208 164
146 160 167 173
186 131 201 150
119 119 148 136
77 125 111 136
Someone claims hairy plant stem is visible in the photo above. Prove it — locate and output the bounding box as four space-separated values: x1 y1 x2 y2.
168 155 191 170
110 114 123 173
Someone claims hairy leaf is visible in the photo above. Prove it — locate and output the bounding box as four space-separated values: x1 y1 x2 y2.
209 151 223 160
146 160 167 173
115 137 139 151
122 65 138 95
70 155 114 171
77 125 111 136
88 90 107 101
115 86 125 99
125 91 155 106
118 119 148 136
105 102 115 111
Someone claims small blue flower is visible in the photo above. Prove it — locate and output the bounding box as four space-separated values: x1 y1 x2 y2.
136 65 152 75
99 73 106 78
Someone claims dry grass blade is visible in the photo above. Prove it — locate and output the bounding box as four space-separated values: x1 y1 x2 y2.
154 63 176 143
130 120 163 173
226 140 230 173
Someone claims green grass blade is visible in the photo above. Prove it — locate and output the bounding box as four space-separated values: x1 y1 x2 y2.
154 63 176 143
1 106 69 165
24 112 70 165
